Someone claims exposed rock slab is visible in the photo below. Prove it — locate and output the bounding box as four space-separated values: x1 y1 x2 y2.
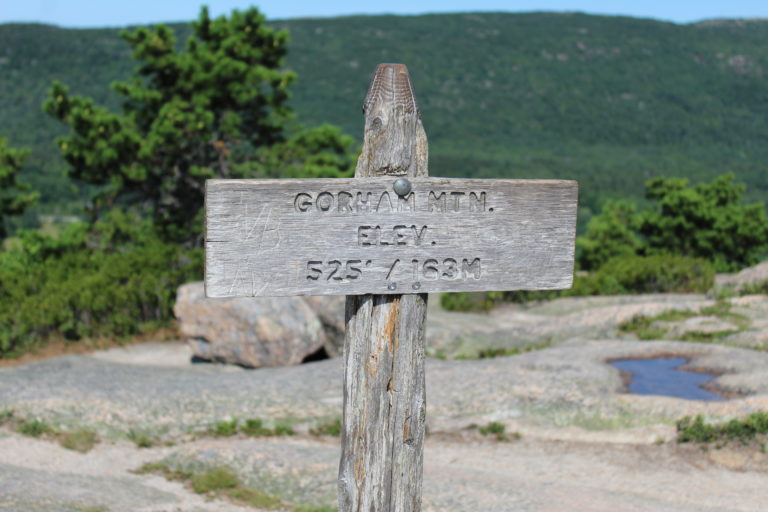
2 430 765 512
157 436 767 512
658 315 741 337
2 340 768 441
716 261 768 291
0 434 244 512
426 294 713 357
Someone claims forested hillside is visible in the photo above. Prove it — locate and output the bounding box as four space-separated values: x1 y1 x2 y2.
2 12 768 225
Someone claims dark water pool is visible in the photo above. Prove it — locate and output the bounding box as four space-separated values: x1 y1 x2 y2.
610 357 724 401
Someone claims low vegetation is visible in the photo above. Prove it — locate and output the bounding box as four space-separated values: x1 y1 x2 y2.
469 421 521 442
5 415 100 453
127 429 156 448
16 418 53 438
0 212 202 358
59 428 99 453
443 171 768 312
309 417 342 437
618 301 748 342
2 11 768 359
677 413 768 448
208 418 295 438
137 462 336 511
443 253 715 312
717 279 768 300
0 409 13 425
453 343 551 360
0 7 354 361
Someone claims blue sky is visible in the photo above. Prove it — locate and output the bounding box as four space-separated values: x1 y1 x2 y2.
1 1 767 27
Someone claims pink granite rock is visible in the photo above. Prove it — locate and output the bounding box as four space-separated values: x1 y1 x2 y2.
174 282 327 367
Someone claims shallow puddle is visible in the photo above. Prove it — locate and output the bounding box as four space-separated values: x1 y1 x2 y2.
610 356 724 401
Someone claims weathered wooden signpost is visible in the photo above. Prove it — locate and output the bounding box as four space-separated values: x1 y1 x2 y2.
205 63 577 511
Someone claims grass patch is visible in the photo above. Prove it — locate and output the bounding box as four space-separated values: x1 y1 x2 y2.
228 486 285 508
678 330 740 343
210 419 239 437
191 467 239 494
677 412 768 446
208 418 295 438
717 279 768 299
542 404 675 430
134 461 193 481
0 409 13 425
127 429 156 448
476 343 549 359
16 418 53 438
239 418 272 436
739 279 768 296
452 343 550 360
310 418 341 437
619 301 748 342
478 421 520 441
272 423 295 436
59 428 98 453
137 461 330 511
427 348 447 360
10 416 99 452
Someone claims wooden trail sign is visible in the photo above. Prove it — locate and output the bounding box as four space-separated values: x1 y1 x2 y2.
205 177 577 297
205 63 576 512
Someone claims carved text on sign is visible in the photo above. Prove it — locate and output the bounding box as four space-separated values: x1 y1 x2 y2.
303 257 482 284
293 190 488 214
205 177 577 297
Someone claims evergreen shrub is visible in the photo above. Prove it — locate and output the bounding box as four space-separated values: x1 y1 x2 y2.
0 213 201 357
441 254 714 311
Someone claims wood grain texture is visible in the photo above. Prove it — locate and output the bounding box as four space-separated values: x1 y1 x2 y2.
339 63 428 512
204 177 577 297
357 63 426 177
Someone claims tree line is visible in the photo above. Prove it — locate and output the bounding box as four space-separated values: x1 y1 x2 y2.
0 7 354 356
2 7 768 353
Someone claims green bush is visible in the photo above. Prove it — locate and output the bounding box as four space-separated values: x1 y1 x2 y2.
441 254 714 311
273 423 295 436
585 254 714 294
16 419 52 438
439 292 496 312
478 421 520 441
677 412 768 445
577 199 643 270
578 174 768 273
0 212 202 357
640 174 768 272
240 418 271 437
210 419 239 437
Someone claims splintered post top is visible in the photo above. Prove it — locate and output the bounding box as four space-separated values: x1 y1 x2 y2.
363 63 419 116
356 63 427 178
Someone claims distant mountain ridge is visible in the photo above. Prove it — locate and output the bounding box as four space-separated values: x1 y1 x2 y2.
2 11 768 224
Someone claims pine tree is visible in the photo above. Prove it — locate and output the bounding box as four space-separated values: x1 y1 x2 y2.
44 6 354 243
0 139 37 239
